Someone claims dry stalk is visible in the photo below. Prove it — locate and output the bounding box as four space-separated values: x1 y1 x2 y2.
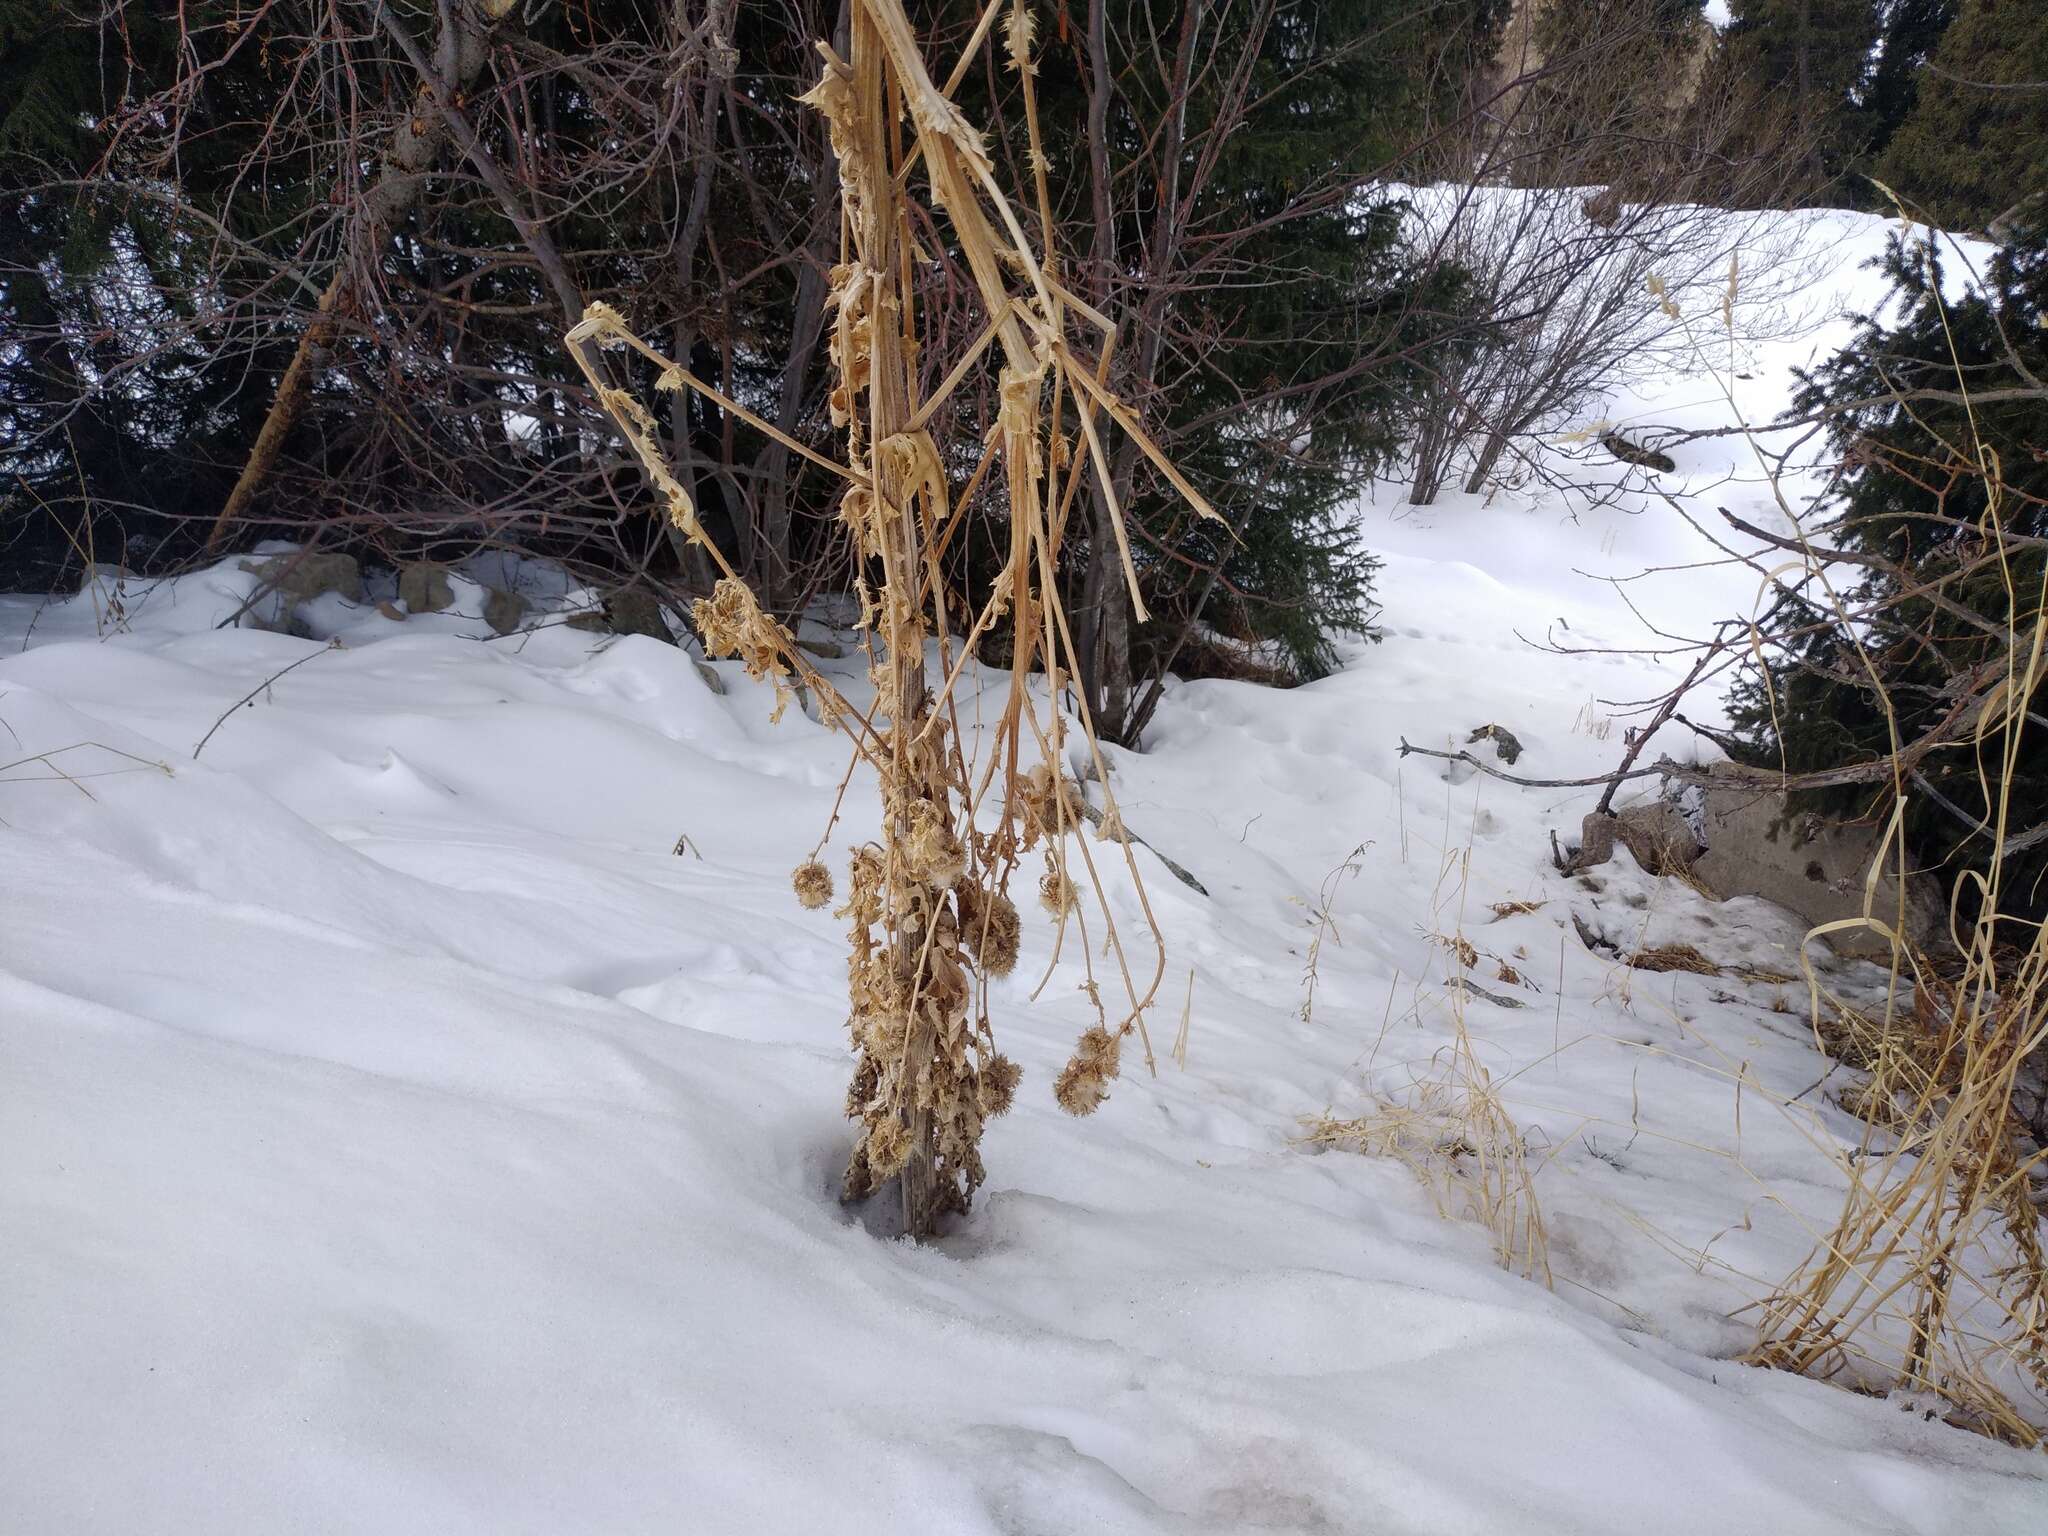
566 0 1218 1238
1744 458 2048 1444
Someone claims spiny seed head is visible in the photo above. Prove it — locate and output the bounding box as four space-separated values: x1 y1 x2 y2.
792 858 834 909
979 1054 1022 1118
956 882 1022 977
977 891 1022 977
1054 1024 1122 1117
1039 864 1076 916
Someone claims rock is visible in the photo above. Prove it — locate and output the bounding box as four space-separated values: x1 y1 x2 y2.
604 587 673 643
375 600 407 622
1600 432 1677 475
1447 976 1526 1009
799 636 846 660
1466 723 1524 765
1614 799 1705 877
242 551 362 602
483 588 528 635
564 611 610 632
693 661 726 695
1691 768 1946 960
398 561 454 613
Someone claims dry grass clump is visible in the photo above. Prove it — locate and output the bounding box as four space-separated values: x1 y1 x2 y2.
1490 898 1546 920
568 0 1212 1237
1741 452 2048 1442
1306 1017 1550 1284
1749 930 2048 1445
1627 941 1719 975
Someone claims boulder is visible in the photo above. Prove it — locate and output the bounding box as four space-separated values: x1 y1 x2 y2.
242 551 362 603
1614 799 1705 876
1691 768 1946 960
605 587 673 643
399 561 454 613
483 588 528 635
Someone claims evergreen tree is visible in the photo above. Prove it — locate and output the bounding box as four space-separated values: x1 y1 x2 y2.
959 0 1469 735
1 3 305 584
1876 0 2048 229
1718 0 1883 187
1728 216 2048 921
1861 0 1959 162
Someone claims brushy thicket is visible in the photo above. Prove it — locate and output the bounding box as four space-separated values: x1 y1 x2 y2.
1728 216 2048 926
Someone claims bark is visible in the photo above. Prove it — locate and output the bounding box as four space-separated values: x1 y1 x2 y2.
1462 425 1511 495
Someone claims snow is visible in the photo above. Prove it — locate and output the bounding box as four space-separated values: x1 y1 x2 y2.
4 205 2046 1532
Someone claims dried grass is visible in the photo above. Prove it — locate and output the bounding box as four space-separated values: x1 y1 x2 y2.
566 0 1217 1237
1306 1014 1551 1284
1738 434 2048 1444
1627 942 1719 975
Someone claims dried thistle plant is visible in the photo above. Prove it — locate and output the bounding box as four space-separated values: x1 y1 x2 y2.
567 0 1218 1237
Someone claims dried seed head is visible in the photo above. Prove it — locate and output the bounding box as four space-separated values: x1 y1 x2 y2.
1039 862 1077 916
1011 761 1082 848
954 880 1021 976
973 890 1022 977
792 858 834 909
1054 1025 1122 1116
979 1053 1022 1118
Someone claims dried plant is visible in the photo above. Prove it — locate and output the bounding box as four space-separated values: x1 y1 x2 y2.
1738 417 2048 1445
568 0 1215 1238
1306 1010 1551 1285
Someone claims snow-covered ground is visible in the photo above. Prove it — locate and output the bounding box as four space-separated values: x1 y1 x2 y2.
5 208 2044 1532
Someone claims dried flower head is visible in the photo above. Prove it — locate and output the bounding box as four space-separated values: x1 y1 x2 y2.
864 1115 911 1178
1054 1025 1122 1116
792 858 834 910
966 889 1021 977
978 1053 1021 1118
1039 860 1077 916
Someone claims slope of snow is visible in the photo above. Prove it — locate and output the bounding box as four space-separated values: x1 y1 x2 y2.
3 207 2044 1533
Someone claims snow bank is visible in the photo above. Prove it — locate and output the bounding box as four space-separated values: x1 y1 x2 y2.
3 204 2043 1531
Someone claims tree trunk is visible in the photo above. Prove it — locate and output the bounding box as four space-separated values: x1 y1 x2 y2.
1463 426 1511 495
203 272 343 549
